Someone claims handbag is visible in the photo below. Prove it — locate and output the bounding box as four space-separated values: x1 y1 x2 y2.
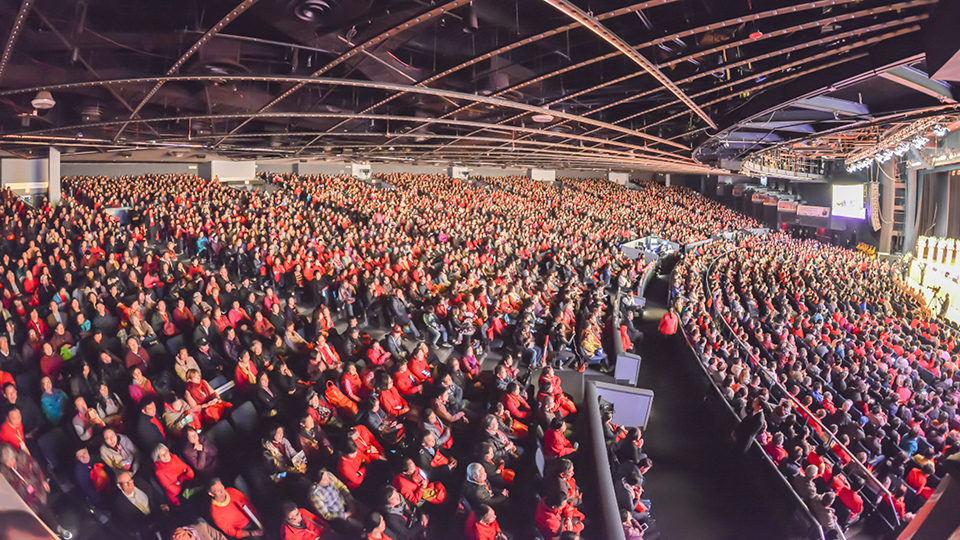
325 380 358 415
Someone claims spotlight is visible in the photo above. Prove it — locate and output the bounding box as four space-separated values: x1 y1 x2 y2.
746 22 763 40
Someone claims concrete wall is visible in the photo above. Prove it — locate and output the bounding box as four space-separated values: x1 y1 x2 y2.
61 162 196 177
558 169 606 179
530 168 556 182
256 163 294 175
608 171 629 185
198 160 256 182
1 158 49 194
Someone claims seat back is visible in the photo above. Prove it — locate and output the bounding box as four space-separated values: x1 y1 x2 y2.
206 419 237 450
229 401 258 435
38 427 78 475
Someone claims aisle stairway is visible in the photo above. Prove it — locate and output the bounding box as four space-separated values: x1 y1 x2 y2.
634 275 793 540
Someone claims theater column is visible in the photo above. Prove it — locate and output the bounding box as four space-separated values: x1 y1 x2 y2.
903 167 919 253
47 147 61 205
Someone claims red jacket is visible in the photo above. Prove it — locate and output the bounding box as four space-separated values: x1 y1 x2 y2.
502 393 531 420
393 371 421 396
465 512 503 540
281 509 324 540
544 429 576 458
337 454 366 489
211 488 257 538
155 454 195 505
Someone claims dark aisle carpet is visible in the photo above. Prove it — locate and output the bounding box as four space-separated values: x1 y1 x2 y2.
634 275 792 540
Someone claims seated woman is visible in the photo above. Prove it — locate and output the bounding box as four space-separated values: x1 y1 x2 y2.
233 350 259 397
127 367 157 405
298 413 334 466
500 382 531 424
544 417 577 459
392 359 424 397
153 443 195 506
491 401 528 440
184 369 230 424
392 457 447 507
263 425 307 482
538 366 577 416
254 372 282 418
376 371 414 421
181 426 219 479
305 388 342 429
93 382 124 429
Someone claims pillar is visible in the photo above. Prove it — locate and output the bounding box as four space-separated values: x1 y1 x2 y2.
935 172 950 238
47 147 61 204
879 160 896 253
700 176 707 194
665 174 671 187
904 168 919 254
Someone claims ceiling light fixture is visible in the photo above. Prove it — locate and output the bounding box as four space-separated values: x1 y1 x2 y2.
31 91 55 110
531 107 554 123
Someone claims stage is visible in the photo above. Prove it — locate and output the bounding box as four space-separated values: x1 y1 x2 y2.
907 258 960 324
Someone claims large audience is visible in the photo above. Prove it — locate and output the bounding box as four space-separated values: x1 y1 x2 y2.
0 171 755 540
673 234 960 538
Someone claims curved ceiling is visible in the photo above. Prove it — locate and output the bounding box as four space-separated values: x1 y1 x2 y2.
0 0 945 171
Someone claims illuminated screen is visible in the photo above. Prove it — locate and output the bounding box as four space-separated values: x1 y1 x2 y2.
832 184 866 219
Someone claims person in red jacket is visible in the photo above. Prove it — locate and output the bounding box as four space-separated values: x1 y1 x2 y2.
392 359 423 397
337 440 367 490
208 479 263 538
392 457 447 507
280 500 326 540
153 444 195 506
465 504 507 540
659 309 678 335
544 417 577 459
348 426 385 463
535 492 584 540
500 383 531 422
0 408 27 452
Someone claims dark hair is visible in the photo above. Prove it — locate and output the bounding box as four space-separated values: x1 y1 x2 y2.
281 500 298 517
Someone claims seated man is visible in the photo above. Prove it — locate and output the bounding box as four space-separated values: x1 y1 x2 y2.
111 471 166 539
208 478 264 539
309 468 362 536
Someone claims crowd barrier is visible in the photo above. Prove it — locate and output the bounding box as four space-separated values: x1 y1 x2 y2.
671 244 827 540
579 381 628 540
704 244 901 534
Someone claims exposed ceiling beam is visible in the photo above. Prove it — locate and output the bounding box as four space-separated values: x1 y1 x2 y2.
0 0 34 83
430 0 923 150
793 96 871 117
537 0 714 128
215 0 471 146
473 18 918 158
1 109 697 163
31 8 163 138
112 0 260 141
0 73 689 152
738 122 817 133
303 0 673 150
879 65 955 103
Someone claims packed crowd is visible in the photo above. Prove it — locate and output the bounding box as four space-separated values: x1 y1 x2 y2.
0 171 752 540
673 235 960 538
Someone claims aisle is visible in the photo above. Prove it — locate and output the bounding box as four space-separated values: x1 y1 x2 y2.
634 275 791 540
